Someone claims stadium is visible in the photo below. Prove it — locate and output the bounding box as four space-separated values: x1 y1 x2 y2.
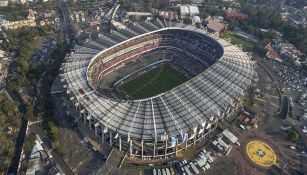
58 20 255 161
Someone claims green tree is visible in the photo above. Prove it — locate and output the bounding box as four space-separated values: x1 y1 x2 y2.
48 122 59 141
289 130 299 142
25 104 33 120
23 134 35 151
67 0 76 7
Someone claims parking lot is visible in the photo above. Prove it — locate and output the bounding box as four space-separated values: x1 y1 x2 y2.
258 57 307 122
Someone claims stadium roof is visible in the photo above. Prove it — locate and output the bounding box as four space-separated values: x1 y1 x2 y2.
59 20 254 141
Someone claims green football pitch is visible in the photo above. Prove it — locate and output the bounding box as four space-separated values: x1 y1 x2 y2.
121 65 189 99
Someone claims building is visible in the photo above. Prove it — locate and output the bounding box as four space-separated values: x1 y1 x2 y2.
0 50 6 58
189 5 199 16
192 16 201 24
205 17 227 33
265 43 282 62
190 0 204 4
0 49 9 84
226 13 248 19
238 109 256 125
55 20 254 162
212 137 232 155
26 140 43 175
179 5 199 18
159 11 179 20
222 129 238 144
3 9 36 30
0 14 6 29
44 11 54 18
126 12 152 17
266 49 282 62
0 0 8 7
180 6 189 17
273 41 304 63
152 9 179 20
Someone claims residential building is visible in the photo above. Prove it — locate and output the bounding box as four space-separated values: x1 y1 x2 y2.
273 41 304 62
0 0 8 7
179 5 199 18
266 49 282 62
205 17 227 33
192 16 201 24
3 9 36 30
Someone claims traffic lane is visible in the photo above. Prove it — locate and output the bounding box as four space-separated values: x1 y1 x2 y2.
60 0 72 43
258 61 281 84
7 118 28 175
276 96 289 120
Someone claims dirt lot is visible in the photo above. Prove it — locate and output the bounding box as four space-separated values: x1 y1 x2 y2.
206 157 243 175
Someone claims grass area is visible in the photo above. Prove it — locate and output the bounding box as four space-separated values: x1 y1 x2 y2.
220 31 255 50
121 65 188 99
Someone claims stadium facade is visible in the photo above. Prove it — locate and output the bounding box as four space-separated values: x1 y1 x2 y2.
58 20 255 160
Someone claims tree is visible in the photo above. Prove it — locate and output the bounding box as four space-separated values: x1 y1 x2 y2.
67 0 76 7
235 0 307 54
0 92 20 173
48 122 59 141
144 2 152 11
23 134 35 151
289 130 299 142
25 104 33 120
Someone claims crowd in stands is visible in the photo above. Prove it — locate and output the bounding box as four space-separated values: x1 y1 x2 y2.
172 53 207 77
88 29 224 89
96 44 159 82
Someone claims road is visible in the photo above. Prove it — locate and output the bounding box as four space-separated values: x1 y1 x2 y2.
5 82 28 175
5 0 73 174
60 0 72 43
277 96 289 120
258 57 307 119
7 1 72 173
25 1 75 174
30 68 75 175
7 118 28 175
